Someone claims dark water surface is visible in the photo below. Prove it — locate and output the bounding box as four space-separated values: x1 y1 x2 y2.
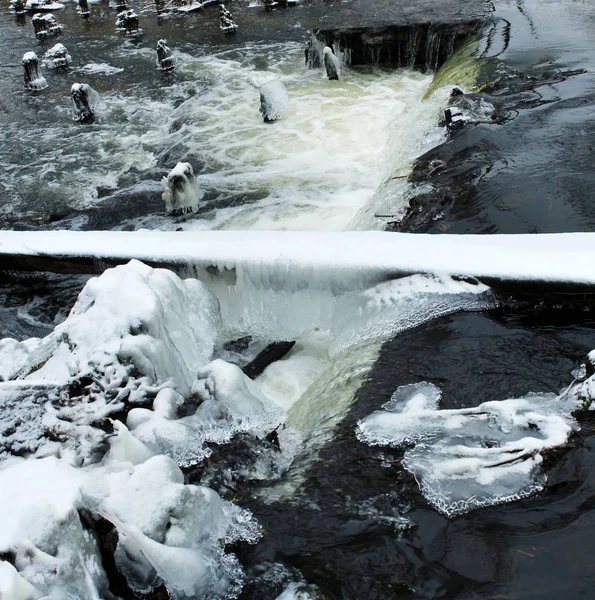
238 310 595 599
425 0 595 235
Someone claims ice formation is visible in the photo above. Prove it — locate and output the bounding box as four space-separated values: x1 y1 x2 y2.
42 43 71 69
31 13 63 39
71 83 102 123
115 9 141 35
156 39 175 72
329 273 497 353
259 79 290 123
0 452 258 599
25 0 65 10
22 52 47 91
162 162 203 213
0 260 291 598
0 260 221 461
357 382 580 517
323 46 340 80
125 362 286 467
219 4 238 33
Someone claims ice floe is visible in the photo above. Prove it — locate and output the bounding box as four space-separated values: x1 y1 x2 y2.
357 381 582 517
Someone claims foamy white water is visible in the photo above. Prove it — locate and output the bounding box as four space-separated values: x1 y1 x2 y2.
164 44 442 230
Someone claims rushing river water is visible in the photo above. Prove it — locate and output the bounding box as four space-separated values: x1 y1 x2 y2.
1 0 595 598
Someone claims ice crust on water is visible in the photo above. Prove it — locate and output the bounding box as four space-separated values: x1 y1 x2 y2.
330 274 497 354
77 63 125 75
357 382 579 517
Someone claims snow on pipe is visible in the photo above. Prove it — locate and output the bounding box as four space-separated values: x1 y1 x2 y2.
1 230 595 292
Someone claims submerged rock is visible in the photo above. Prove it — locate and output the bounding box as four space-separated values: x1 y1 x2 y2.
42 43 71 69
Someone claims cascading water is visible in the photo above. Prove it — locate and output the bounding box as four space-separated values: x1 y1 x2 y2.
0 9 550 599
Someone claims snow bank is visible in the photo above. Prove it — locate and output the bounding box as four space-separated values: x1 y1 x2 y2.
357 382 578 517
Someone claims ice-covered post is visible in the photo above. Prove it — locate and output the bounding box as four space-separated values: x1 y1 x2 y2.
156 39 175 71
323 46 340 80
115 9 141 35
10 0 26 14
77 0 90 18
42 43 71 69
219 3 238 33
155 0 165 13
162 162 202 213
22 52 48 91
71 83 96 124
444 106 465 134
32 13 63 39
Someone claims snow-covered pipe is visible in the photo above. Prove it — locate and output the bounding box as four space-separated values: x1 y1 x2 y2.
1 231 595 295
